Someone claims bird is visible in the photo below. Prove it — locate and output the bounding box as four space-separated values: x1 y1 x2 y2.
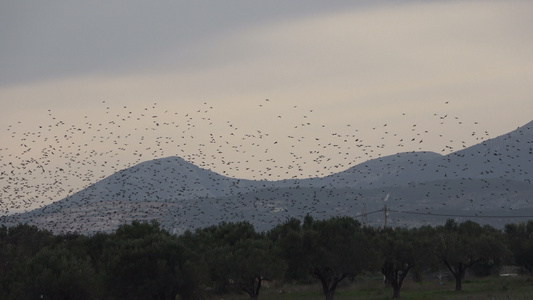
0 98 531 233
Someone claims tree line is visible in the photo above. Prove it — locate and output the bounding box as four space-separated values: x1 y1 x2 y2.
1 217 532 300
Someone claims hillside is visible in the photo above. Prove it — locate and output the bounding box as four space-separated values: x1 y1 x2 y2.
1 120 532 234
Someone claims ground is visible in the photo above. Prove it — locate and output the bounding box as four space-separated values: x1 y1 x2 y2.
217 273 533 300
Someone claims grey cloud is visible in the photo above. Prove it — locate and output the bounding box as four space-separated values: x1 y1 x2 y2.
0 1 379 87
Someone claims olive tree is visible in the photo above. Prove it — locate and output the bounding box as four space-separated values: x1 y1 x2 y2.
505 221 533 273
303 216 377 300
435 220 507 291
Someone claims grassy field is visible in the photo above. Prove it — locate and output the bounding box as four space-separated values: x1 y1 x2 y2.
217 274 533 300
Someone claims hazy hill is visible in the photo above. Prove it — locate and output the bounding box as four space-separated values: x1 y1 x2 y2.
1 121 532 234
310 120 533 189
56 156 267 206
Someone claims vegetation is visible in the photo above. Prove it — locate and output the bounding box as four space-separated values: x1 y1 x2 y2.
0 218 532 300
434 220 508 291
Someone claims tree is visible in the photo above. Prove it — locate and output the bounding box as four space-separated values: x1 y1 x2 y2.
9 244 97 300
229 238 286 300
374 225 440 298
303 216 377 300
267 218 310 283
410 225 441 282
436 220 507 291
192 221 285 299
103 220 204 300
378 227 415 299
0 224 53 299
505 221 533 273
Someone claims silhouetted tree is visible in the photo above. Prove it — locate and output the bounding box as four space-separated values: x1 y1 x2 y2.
0 224 53 299
191 221 285 299
378 227 414 299
267 218 310 283
505 220 533 273
10 244 97 300
435 220 507 291
303 216 377 300
103 220 203 300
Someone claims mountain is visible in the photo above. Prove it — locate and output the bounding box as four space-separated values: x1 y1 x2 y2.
56 156 265 205
308 120 533 189
2 121 532 234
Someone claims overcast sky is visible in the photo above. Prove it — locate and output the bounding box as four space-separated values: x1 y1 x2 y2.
1 1 533 210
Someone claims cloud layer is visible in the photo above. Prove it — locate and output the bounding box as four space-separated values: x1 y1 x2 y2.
1 1 532 182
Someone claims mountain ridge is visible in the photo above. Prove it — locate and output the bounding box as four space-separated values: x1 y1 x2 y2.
1 120 532 234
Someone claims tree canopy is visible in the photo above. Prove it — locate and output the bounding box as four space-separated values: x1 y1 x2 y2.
0 218 524 299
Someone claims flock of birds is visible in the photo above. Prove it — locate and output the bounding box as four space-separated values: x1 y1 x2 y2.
0 99 532 233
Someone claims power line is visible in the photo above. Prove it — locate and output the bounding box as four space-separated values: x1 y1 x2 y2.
386 209 533 219
353 208 385 220
384 205 387 228
361 203 368 226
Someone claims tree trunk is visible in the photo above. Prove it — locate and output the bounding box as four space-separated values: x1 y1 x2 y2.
392 285 401 299
443 260 465 291
443 257 483 292
311 267 346 300
320 278 338 300
382 261 410 299
324 290 335 300
454 274 462 291
242 275 262 300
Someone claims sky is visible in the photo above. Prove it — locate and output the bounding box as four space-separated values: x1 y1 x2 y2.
1 1 533 212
